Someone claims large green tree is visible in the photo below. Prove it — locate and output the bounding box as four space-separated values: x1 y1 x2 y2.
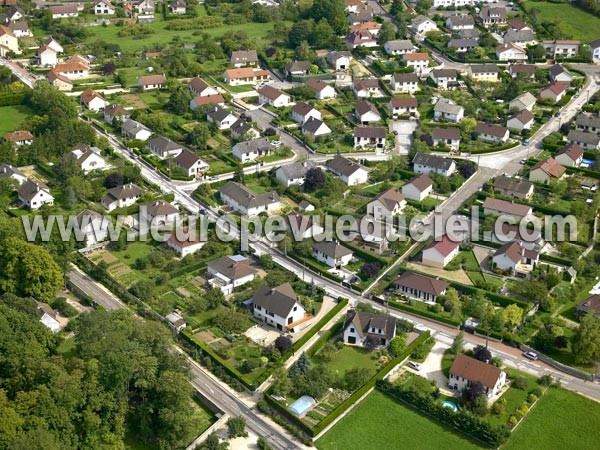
573 313 600 364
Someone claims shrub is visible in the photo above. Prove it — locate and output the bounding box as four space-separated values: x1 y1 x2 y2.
492 402 506 416
527 393 538 404
512 376 528 390
507 415 518 427
538 374 553 386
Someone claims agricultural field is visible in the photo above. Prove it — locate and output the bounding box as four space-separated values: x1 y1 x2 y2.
317 390 485 450
523 1 600 42
0 104 34 135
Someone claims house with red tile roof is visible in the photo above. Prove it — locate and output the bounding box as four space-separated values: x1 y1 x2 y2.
422 235 461 268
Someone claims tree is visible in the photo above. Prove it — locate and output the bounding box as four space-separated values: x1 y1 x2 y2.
274 335 292 354
457 160 476 178
186 123 211 150
465 380 486 402
289 352 311 378
343 367 371 391
360 262 381 279
389 335 407 357
472 393 488 416
555 335 568 349
527 43 546 61
503 304 524 328
104 172 124 188
308 0 348 35
295 40 314 62
257 437 273 450
573 313 600 364
102 62 116 75
390 0 403 16
473 345 492 363
310 19 335 49
377 21 397 45
415 0 431 15
451 330 465 354
201 433 229 450
168 86 193 115
0 238 63 302
512 376 528 390
304 167 326 192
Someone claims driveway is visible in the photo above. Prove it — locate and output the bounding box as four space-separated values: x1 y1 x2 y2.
390 120 418 155
406 262 473 286
420 340 454 395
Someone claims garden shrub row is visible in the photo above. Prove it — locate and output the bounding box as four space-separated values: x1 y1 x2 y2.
292 298 349 353
387 299 462 327
376 378 510 448
264 331 431 438
306 320 345 358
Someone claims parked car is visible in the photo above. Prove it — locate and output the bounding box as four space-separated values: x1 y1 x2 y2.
408 361 421 371
523 351 538 361
523 139 530 145
520 159 528 164
271 140 283 147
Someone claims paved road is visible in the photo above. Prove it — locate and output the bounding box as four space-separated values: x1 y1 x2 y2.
68 266 125 310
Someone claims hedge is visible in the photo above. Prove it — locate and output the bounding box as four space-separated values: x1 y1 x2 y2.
292 298 349 353
306 320 345 358
539 253 572 266
179 329 257 390
388 299 462 327
450 281 530 309
265 331 431 438
287 252 344 284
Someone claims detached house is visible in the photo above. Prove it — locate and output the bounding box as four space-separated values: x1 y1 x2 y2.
258 85 292 108
496 43 527 61
509 92 536 112
576 295 600 317
230 119 259 140
413 152 456 177
384 39 416 56
343 310 396 349
394 272 449 303
38 303 60 333
540 82 567 103
49 5 79 19
138 74 166 91
528 157 566 184
346 29 377 48
576 113 600 134
121 119 152 141
206 105 237 130
285 60 311 77
402 174 433 201
475 122 510 144
432 128 461 151
101 183 143 212
174 149 208 178
188 77 219 97
18 180 54 209
190 94 225 110
508 64 536 79
448 38 478 53
446 14 474 31
104 104 130 124
303 118 331 137
493 175 534 200
555 143 584 167
507 109 534 131
148 136 183 159
38 45 57 66
449 354 507 398
140 200 179 226
312 240 353 268
591 38 600 64
403 52 430 75
422 235 460 269
219 181 280 216
353 78 382 98
71 145 110 173
252 283 306 333
468 64 500 83
543 40 580 58
503 29 536 48
76 210 109 246
327 154 369 185
276 161 316 187
434 98 464 123
306 78 336 100
367 187 406 221
3 130 32 145
327 51 352 71
429 69 458 90
492 241 539 275
390 73 418 94
81 88 107 112
411 15 438 35
291 102 321 124
232 137 272 163
223 67 270 85
284 214 324 239
548 64 573 84
354 126 386 150
0 163 27 186
167 228 206 257
355 100 381 124
567 130 600 151
480 7 507 27
207 254 258 295
93 0 115 15
168 0 187 14
482 197 532 220
388 97 418 117
230 50 258 67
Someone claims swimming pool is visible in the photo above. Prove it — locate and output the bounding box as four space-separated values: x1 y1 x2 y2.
442 400 458 412
289 395 317 416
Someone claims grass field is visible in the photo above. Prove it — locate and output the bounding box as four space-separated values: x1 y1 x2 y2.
321 346 380 378
0 104 34 135
523 1 600 42
504 387 600 450
317 390 485 450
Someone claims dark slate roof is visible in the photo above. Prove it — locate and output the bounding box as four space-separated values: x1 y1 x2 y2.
413 152 454 171
252 283 299 318
312 240 353 258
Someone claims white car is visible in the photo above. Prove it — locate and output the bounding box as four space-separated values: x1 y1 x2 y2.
523 351 538 361
407 361 421 371
271 140 283 147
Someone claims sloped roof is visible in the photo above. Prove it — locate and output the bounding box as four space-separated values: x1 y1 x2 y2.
395 272 448 296
423 235 460 257
530 157 566 178
482 197 532 217
450 353 503 389
327 154 367 177
207 254 257 281
493 175 533 195
312 240 353 259
372 187 404 212
413 152 454 171
252 283 300 318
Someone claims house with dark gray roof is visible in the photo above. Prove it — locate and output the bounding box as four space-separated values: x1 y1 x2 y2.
567 130 600 150
448 38 478 52
285 60 311 77
429 69 458 90
219 181 280 216
232 137 273 162
475 122 510 144
174 149 209 177
148 136 183 159
383 39 416 55
302 117 331 137
206 105 237 129
276 161 316 187
343 309 396 349
549 64 573 83
394 271 449 303
575 113 600 134
230 118 260 140
493 175 534 200
230 49 258 67
327 154 369 185
391 72 419 93
0 163 27 186
446 14 474 31
251 283 306 332
312 240 353 268
101 183 143 212
121 119 152 141
431 128 461 151
207 254 258 294
413 152 456 177
18 180 54 210
434 98 464 123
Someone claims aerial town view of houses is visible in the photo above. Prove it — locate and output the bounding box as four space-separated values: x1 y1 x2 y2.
2 0 600 448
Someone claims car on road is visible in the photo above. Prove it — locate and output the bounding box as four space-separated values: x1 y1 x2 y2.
554 112 560 117
520 159 528 164
523 351 538 360
407 361 421 371
523 139 530 145
209 176 218 181
198 208 208 215
341 281 352 289
271 140 283 147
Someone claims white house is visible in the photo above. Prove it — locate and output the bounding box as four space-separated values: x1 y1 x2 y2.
148 136 183 159
391 73 419 93
49 5 79 19
312 240 353 268
591 39 600 64
434 98 464 123
206 254 258 295
528 157 566 184
354 126 386 150
343 310 396 349
93 0 115 15
429 69 458 90
224 68 271 86
482 197 532 220
258 85 292 107
252 283 306 333
475 122 510 144
140 200 180 227
394 271 449 303
306 78 336 100
353 78 382 98
402 174 433 201
166 312 187 333
366 187 406 221
2 130 33 146
567 130 600 151
389 97 418 117
232 137 272 163
291 102 321 124
506 109 534 131
207 106 237 130
166 228 206 257
449 353 507 399
509 92 536 112
446 14 475 31
71 145 110 173
38 304 61 333
492 240 539 274
174 149 209 178
37 45 57 66
413 152 456 177
327 51 353 71
276 161 316 187
137 74 166 91
384 39 416 56
0 164 27 186
101 183 143 212
543 40 580 58
18 180 54 210
284 213 324 239
76 210 110 246
431 128 461 151
327 154 369 185
549 64 574 83
302 118 331 137
80 88 108 112
403 53 430 75
355 100 381 124
422 235 460 268
496 43 527 61
104 104 130 125
219 181 280 216
121 119 152 141
555 143 584 168
188 77 219 97
230 50 259 67
411 15 438 35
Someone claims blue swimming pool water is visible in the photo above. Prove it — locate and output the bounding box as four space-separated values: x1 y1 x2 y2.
442 400 458 412
289 396 316 416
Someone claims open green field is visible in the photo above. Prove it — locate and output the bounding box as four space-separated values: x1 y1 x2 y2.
0 104 34 135
86 19 283 53
504 387 600 450
317 390 485 450
523 1 600 42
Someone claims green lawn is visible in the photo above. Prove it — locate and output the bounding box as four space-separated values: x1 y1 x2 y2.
0 104 34 135
522 1 600 42
504 387 600 450
321 346 380 378
317 390 485 450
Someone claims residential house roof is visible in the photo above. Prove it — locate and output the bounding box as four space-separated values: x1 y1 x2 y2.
556 143 584 161
530 157 566 178
413 152 454 171
494 241 524 263
53 62 88 73
493 175 534 195
305 78 330 93
188 77 211 93
496 43 526 55
234 137 271 155
475 122 509 138
354 126 386 139
423 235 460 257
303 117 328 134
511 92 536 109
549 64 572 79
3 130 33 141
138 74 166 86
470 64 500 74
207 105 233 122
18 180 50 201
577 295 600 315
372 187 404 212
355 99 379 116
431 69 457 79
167 227 205 248
393 73 419 83
285 60 311 73
105 183 143 201
104 104 129 118
541 82 567 96
450 353 503 389
395 272 449 296
568 130 600 146
144 199 178 217
404 52 429 61
230 49 258 64
503 29 535 44
449 38 478 49
208 254 258 281
509 109 534 125
149 136 181 154
224 67 270 79
0 163 25 180
312 240 353 259
447 14 474 27
434 98 463 115
354 78 380 91
481 6 506 19
292 101 315 117
121 119 150 135
431 127 460 141
175 148 202 169
384 39 415 51
219 181 279 209
252 283 299 318
509 64 536 75
192 94 225 106
327 154 367 177
509 18 529 31
390 97 418 108
257 85 287 101
576 113 600 130
343 309 396 343
81 88 105 105
482 197 532 217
